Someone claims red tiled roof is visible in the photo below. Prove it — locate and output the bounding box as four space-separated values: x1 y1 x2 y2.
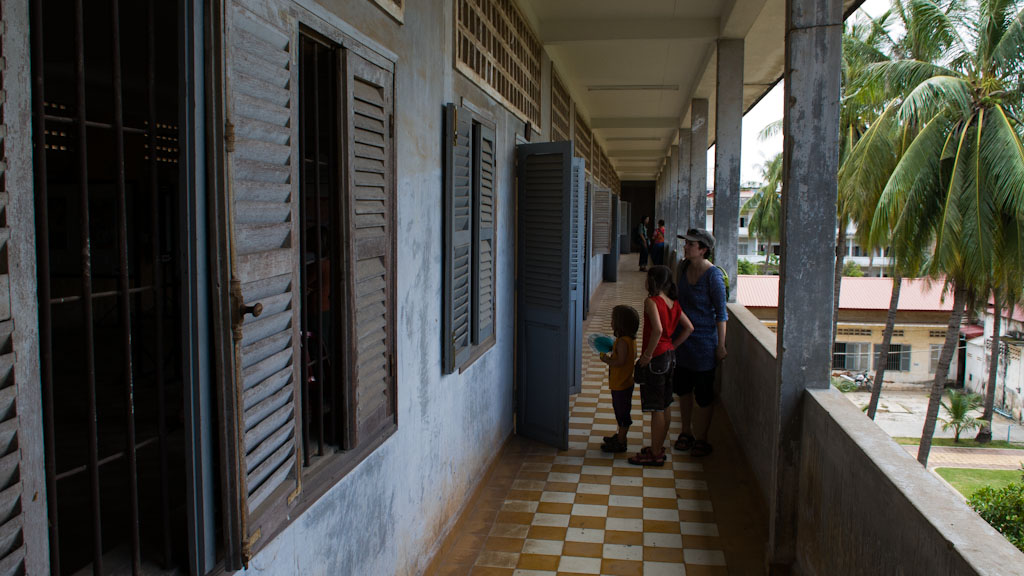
962 324 984 339
737 275 954 311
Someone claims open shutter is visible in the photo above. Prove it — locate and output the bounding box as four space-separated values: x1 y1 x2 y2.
443 104 473 372
592 188 611 256
516 141 573 449
569 157 585 395
473 122 496 344
344 51 396 442
222 0 302 564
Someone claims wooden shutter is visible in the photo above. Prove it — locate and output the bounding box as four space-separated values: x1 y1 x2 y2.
221 1 302 565
569 158 585 396
343 51 396 441
443 103 473 372
473 122 496 344
592 188 611 256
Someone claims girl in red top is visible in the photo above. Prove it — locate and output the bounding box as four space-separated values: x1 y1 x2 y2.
630 266 693 466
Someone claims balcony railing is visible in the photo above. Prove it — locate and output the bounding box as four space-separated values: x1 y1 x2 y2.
720 303 1024 573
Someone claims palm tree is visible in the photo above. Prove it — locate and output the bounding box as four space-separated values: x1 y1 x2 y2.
940 389 982 442
743 153 783 274
863 0 1024 466
832 12 896 352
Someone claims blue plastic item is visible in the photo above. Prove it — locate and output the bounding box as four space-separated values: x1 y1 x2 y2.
588 334 615 354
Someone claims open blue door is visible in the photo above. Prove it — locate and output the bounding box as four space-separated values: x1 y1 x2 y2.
516 141 578 449
569 158 585 395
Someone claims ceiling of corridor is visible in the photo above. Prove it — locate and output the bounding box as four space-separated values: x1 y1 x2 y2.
516 0 864 181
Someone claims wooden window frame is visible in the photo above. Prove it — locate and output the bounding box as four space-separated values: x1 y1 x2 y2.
291 24 398 509
443 103 498 375
211 4 398 567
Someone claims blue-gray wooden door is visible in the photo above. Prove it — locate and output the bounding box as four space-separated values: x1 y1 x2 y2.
582 178 592 320
516 141 576 449
569 158 585 396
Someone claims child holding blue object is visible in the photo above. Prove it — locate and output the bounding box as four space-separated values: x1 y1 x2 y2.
599 305 640 453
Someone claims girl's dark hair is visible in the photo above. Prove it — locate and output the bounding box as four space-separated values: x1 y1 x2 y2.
611 305 640 338
658 219 665 226
646 265 678 300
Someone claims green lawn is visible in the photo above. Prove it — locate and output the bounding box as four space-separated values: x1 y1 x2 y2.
935 468 1023 497
893 437 1024 450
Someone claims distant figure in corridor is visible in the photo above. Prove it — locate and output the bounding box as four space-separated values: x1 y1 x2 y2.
673 229 728 458
651 219 666 265
599 305 640 453
630 266 693 466
636 216 650 271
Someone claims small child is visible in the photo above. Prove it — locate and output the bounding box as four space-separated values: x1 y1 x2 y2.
599 305 641 453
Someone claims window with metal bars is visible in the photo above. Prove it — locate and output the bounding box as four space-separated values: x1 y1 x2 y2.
874 343 911 371
299 34 345 458
31 1 192 573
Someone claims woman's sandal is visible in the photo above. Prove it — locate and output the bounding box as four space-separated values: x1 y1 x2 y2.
690 440 714 458
628 447 666 466
674 434 695 451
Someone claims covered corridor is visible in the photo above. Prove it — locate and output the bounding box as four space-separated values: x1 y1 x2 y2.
428 257 767 575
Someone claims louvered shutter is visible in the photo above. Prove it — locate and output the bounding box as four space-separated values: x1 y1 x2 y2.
473 122 496 344
516 141 573 449
221 1 302 565
443 103 473 372
569 157 585 395
344 51 396 441
592 188 611 256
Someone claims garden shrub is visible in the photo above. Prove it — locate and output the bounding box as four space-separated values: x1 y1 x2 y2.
967 471 1024 552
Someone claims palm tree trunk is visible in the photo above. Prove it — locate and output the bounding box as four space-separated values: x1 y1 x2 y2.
761 235 771 274
918 283 967 467
868 273 901 419
832 216 848 362
977 289 1001 443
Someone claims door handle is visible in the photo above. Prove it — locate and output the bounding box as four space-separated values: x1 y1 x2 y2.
241 302 263 318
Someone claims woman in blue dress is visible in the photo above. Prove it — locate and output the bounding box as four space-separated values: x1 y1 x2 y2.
672 228 728 457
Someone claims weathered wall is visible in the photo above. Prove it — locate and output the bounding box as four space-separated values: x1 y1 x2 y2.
718 303 777 506
796 389 1024 575
241 0 517 573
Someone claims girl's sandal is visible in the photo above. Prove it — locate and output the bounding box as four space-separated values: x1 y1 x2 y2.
674 434 695 451
628 449 666 466
691 440 714 458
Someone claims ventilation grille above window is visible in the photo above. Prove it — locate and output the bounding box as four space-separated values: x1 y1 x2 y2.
455 0 541 127
551 69 570 142
573 110 592 169
837 328 872 336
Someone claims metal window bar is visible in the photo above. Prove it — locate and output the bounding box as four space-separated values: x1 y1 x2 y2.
299 35 340 463
32 1 181 573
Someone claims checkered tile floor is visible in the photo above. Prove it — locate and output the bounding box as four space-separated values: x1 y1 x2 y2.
429 260 730 576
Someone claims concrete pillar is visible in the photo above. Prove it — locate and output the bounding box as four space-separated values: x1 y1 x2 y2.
669 145 680 263
770 0 843 571
713 39 743 303
689 99 708 232
676 128 692 239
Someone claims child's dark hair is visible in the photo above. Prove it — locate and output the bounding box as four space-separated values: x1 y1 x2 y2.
611 305 640 338
658 219 665 227
646 265 678 300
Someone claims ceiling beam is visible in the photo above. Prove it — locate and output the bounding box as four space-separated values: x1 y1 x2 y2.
541 18 720 44
607 150 664 158
590 117 679 130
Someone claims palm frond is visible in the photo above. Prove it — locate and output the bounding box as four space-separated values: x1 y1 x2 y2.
758 119 783 142
981 105 1024 218
898 75 974 126
991 5 1024 75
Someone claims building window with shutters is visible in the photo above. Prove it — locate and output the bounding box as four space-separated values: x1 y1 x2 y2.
293 29 398 474
442 103 497 374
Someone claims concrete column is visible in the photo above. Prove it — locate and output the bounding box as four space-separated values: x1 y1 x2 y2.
676 128 692 239
770 0 843 571
669 145 680 260
713 39 744 303
689 99 708 231
540 53 552 142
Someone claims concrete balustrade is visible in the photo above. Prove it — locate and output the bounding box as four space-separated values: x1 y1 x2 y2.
720 303 1024 574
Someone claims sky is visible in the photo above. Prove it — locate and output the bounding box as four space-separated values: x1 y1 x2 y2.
708 0 892 187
